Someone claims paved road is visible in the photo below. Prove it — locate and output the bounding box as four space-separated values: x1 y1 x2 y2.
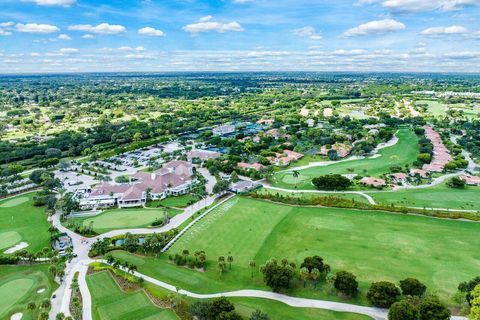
451 135 478 172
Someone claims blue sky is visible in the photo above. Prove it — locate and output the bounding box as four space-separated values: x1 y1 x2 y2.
0 0 480 73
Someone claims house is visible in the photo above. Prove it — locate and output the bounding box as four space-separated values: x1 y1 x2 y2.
265 129 290 140
267 150 304 166
409 169 428 178
52 233 73 256
319 143 352 158
79 160 195 209
230 180 260 193
388 173 408 183
213 124 235 136
257 118 274 125
360 177 386 188
187 149 221 162
460 175 480 186
306 119 315 127
237 162 264 171
323 108 333 118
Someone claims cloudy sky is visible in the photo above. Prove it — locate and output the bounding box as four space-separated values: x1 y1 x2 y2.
0 0 480 73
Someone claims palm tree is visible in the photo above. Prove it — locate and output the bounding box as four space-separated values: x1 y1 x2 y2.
27 301 36 311
249 260 256 278
292 170 300 189
311 268 321 289
49 264 58 278
218 261 226 279
300 267 310 288
227 255 234 270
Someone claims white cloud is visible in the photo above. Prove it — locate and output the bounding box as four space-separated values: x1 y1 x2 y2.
59 47 78 53
16 23 60 34
358 0 480 12
183 16 244 34
117 46 146 52
82 34 95 39
0 22 14 27
420 25 469 36
343 19 405 37
292 26 322 40
332 49 368 56
233 0 254 3
58 34 71 40
443 51 479 59
25 0 76 6
68 23 126 34
0 29 12 36
138 27 165 37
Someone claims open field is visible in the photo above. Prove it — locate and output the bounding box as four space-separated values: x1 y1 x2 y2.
369 182 480 210
87 270 178 320
111 196 480 304
148 194 200 208
0 265 56 320
272 129 418 190
68 207 182 234
0 193 51 253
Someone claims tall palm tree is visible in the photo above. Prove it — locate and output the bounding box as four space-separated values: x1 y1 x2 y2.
249 260 256 278
227 255 234 270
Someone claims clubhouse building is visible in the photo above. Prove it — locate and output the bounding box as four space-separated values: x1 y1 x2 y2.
78 160 196 209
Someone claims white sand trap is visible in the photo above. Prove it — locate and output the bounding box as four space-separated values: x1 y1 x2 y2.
4 242 29 254
369 154 381 159
11 313 22 320
37 288 45 293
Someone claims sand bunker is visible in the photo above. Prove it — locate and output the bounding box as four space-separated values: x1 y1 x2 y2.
10 313 22 320
4 242 29 254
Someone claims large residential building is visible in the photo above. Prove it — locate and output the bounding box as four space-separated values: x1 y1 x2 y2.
422 126 453 172
212 124 235 136
79 160 195 209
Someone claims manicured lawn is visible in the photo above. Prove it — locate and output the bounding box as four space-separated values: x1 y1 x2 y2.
67 207 183 234
0 193 51 253
148 194 200 208
231 297 372 320
0 264 57 320
272 129 418 190
111 196 480 304
87 271 178 320
369 182 480 210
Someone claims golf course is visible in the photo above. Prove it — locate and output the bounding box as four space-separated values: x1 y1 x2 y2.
272 129 419 190
0 265 56 320
67 206 182 234
87 270 179 320
110 196 480 304
0 193 51 253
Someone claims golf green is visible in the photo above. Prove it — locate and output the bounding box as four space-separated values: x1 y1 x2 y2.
87 271 178 320
0 193 51 253
112 196 480 304
68 207 182 234
0 265 56 319
273 129 418 190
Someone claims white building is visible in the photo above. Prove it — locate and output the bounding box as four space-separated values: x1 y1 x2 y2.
213 124 235 136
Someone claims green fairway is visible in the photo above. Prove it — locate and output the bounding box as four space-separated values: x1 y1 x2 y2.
272 129 418 190
111 196 480 304
369 182 480 210
87 271 178 320
0 193 51 253
231 297 372 320
67 207 182 234
0 265 56 320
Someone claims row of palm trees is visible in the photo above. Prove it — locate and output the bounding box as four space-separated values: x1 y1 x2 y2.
105 255 138 280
